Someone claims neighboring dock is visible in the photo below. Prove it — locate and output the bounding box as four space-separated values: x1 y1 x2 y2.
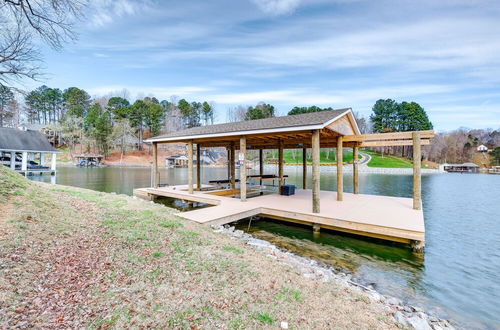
0 127 60 177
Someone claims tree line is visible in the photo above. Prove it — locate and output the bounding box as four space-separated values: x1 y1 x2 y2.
0 84 216 158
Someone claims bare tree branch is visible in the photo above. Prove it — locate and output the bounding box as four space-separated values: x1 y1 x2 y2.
0 0 86 85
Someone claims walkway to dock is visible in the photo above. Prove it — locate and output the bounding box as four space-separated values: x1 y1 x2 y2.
134 186 425 245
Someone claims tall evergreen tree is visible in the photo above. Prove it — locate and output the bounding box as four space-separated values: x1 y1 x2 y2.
144 102 164 136
107 97 130 119
288 105 333 115
370 99 400 133
397 102 433 131
0 85 14 127
245 103 275 120
63 87 91 118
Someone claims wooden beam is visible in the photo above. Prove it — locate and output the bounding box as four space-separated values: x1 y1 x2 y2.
343 130 434 142
226 147 231 181
278 139 284 192
21 151 28 171
259 148 264 186
312 130 320 213
240 136 247 202
152 143 158 188
187 141 193 194
359 139 430 147
10 152 15 170
230 143 236 189
337 136 343 201
50 153 57 172
353 146 359 194
413 132 421 210
196 144 201 191
302 147 307 189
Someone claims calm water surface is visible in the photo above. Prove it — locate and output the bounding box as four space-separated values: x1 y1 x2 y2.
32 166 500 329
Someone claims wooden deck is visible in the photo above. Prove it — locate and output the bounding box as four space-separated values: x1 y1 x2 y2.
134 186 425 246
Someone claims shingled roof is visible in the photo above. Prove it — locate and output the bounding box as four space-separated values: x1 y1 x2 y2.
148 108 357 142
0 127 58 152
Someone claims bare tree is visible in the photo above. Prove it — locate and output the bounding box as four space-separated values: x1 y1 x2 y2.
1 0 85 85
226 105 247 122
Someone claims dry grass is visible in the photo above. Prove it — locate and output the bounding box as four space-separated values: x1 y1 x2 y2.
0 166 397 329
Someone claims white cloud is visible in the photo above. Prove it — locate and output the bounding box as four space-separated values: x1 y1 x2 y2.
87 0 149 28
251 0 302 15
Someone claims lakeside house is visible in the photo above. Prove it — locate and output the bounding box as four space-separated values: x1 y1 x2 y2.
477 144 488 153
0 127 59 175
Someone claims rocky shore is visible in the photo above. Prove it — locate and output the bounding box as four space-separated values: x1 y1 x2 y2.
214 224 457 330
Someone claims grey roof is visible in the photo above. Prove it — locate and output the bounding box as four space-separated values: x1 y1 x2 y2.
150 108 352 141
0 127 58 152
444 163 479 167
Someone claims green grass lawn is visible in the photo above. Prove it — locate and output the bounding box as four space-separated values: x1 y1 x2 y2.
265 149 357 164
364 150 415 168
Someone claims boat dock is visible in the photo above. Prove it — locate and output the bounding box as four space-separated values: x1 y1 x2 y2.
139 109 433 251
134 185 425 246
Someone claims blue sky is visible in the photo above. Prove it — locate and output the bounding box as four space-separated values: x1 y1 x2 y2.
30 0 500 131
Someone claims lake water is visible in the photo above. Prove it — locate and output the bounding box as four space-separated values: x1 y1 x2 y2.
31 166 500 329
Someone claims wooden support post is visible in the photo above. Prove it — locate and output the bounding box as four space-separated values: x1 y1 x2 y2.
230 143 236 189
312 130 320 213
353 146 359 194
50 153 57 172
227 147 231 181
196 144 201 191
278 140 284 192
240 136 247 202
10 152 15 170
40 153 45 167
259 148 264 186
21 152 28 171
302 147 307 190
152 143 158 188
188 141 194 194
413 132 421 210
337 136 343 201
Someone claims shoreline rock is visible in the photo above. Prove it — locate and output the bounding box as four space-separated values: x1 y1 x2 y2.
213 224 456 330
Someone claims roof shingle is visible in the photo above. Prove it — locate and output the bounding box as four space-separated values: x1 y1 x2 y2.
150 108 351 141
0 128 58 152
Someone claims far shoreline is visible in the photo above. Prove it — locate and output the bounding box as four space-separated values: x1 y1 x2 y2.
57 161 441 174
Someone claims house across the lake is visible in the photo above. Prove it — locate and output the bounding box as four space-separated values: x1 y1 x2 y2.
439 162 480 173
0 127 60 175
166 155 189 167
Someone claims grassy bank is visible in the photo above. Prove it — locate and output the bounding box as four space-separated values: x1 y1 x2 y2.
364 150 415 168
0 166 396 329
266 149 357 164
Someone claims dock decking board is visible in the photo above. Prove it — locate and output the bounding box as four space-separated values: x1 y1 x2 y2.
134 186 425 245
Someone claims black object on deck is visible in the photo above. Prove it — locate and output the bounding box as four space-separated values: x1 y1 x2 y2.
280 184 295 196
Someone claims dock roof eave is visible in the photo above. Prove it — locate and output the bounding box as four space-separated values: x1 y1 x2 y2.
0 127 59 153
0 148 62 153
145 108 361 144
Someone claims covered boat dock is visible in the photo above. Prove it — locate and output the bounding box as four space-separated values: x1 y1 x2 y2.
135 108 434 250
0 127 59 176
